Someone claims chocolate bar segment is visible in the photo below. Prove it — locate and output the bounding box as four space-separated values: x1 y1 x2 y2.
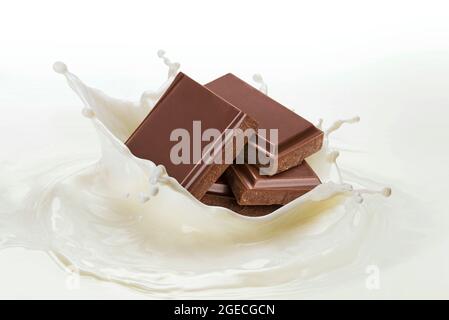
201 177 281 216
206 74 323 175
126 72 258 200
225 162 321 206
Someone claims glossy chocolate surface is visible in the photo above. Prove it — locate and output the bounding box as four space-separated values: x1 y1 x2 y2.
206 74 323 174
126 72 257 199
225 161 321 205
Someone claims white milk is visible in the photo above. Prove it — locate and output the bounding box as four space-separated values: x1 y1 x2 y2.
0 52 429 298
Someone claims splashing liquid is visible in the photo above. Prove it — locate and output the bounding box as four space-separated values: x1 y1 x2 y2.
0 52 430 298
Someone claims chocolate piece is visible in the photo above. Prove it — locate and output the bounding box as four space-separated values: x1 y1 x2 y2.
126 72 258 200
206 74 324 175
225 162 321 205
201 176 281 216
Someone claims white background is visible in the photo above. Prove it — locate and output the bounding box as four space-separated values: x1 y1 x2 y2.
0 0 449 299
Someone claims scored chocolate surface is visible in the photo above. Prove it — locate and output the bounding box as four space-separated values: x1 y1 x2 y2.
206 74 324 175
126 72 258 200
201 176 281 216
225 162 321 206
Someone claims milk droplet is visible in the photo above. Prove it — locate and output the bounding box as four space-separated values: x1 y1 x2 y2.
382 187 392 197
325 116 361 136
253 74 263 82
253 73 268 95
53 61 68 74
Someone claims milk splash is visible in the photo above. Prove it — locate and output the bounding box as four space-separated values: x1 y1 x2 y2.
0 52 429 298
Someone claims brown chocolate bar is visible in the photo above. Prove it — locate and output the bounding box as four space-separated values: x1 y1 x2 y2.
126 72 258 200
201 176 281 216
206 74 324 175
224 162 321 206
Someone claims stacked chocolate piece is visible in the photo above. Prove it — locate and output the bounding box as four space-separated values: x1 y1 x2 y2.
126 72 324 216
